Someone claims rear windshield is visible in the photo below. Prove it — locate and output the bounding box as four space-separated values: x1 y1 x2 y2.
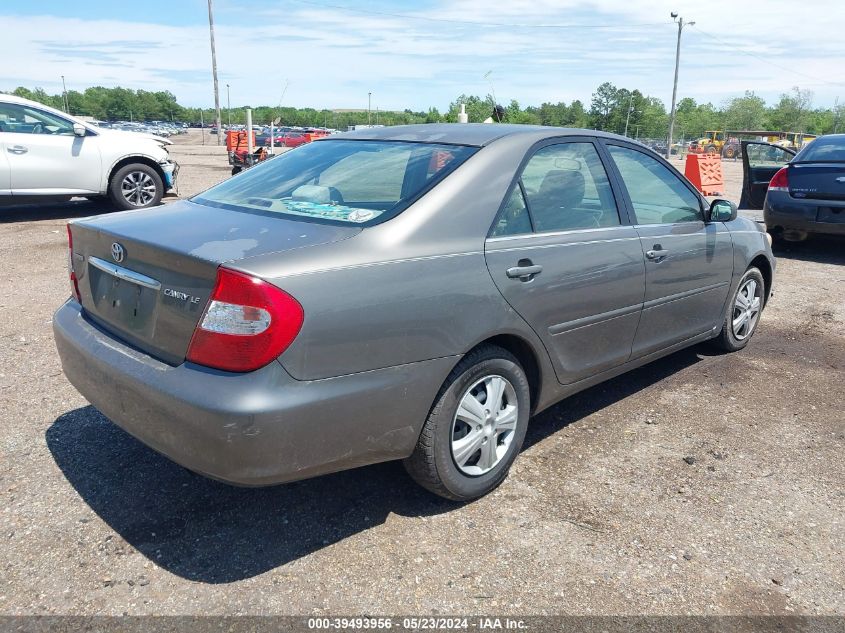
194 139 477 226
795 136 845 162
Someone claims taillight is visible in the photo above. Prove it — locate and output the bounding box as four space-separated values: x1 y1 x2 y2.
67 223 81 302
769 167 789 192
186 267 304 373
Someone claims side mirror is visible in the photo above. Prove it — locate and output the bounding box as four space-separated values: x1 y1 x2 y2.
72 123 86 137
707 198 737 223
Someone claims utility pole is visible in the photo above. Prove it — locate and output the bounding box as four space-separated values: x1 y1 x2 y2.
667 12 694 160
60 75 69 113
368 92 372 126
226 83 231 127
207 0 222 145
624 93 635 137
835 97 841 134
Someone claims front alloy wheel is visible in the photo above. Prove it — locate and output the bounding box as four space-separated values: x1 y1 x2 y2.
712 266 766 352
121 170 158 207
732 278 762 340
108 163 164 211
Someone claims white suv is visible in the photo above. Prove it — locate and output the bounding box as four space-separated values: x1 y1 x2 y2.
0 94 178 210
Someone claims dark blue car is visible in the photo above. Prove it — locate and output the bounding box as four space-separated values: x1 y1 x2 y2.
741 135 845 242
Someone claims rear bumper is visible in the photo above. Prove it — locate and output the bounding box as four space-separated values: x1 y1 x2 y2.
764 194 845 236
53 300 455 486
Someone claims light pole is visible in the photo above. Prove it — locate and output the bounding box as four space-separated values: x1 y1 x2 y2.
226 84 231 127
368 92 372 126
207 0 222 144
60 75 69 113
667 12 694 159
624 93 640 137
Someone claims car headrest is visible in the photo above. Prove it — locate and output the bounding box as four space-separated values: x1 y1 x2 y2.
537 169 585 209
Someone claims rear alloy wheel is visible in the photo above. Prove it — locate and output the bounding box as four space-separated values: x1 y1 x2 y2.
712 267 765 352
108 163 164 210
451 375 518 476
404 345 530 501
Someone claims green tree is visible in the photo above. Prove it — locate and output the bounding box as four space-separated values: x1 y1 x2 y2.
768 87 813 132
723 91 767 130
589 82 618 130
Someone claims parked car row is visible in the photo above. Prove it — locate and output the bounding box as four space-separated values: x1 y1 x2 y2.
91 120 187 138
211 123 337 143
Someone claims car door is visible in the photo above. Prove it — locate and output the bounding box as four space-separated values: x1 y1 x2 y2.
740 141 796 209
0 139 10 194
0 101 101 194
603 142 734 359
484 139 646 385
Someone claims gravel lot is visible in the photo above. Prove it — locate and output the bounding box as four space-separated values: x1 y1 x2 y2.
1 133 843 616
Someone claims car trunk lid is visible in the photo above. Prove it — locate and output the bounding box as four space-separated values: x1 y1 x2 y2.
68 199 360 365
789 163 845 201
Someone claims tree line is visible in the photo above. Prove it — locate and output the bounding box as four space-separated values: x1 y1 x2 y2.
5 83 843 139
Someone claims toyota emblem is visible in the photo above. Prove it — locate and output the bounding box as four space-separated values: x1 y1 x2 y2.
111 242 125 263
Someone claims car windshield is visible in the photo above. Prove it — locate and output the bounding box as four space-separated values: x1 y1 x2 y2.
194 140 477 225
794 136 845 162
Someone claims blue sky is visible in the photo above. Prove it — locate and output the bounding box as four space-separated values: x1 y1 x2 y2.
2 0 844 112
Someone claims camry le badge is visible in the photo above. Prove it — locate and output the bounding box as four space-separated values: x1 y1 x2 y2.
111 242 125 263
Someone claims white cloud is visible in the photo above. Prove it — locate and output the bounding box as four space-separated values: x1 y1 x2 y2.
1 1 843 112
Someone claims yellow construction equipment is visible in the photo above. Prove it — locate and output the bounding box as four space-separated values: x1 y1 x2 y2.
689 130 816 158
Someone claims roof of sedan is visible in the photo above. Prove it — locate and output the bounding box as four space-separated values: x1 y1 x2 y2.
334 123 621 147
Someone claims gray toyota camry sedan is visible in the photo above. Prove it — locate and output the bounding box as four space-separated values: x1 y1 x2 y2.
54 124 775 500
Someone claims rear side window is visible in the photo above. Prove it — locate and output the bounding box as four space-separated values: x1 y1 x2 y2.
194 140 477 226
493 142 620 236
491 185 532 237
607 145 702 225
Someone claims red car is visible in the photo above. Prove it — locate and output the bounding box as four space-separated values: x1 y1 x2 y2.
280 132 310 147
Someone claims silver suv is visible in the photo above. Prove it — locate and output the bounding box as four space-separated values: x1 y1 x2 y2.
0 94 178 209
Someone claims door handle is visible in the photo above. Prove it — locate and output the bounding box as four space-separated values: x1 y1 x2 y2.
645 245 669 261
7 145 28 155
506 261 543 281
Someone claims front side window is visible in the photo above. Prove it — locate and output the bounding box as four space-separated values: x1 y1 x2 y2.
194 140 477 225
607 145 702 225
0 103 75 135
517 142 620 233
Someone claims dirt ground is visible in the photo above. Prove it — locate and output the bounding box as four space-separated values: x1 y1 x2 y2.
0 132 842 617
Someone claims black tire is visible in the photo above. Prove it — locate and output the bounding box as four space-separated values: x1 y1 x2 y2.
231 166 242 175
108 163 164 210
711 267 765 352
403 345 531 501
705 144 717 154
